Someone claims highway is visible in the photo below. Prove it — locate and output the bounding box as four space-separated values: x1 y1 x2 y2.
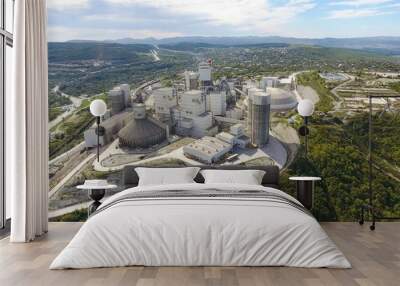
49 86 83 130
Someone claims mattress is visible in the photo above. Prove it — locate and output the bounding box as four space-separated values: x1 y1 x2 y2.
50 183 351 269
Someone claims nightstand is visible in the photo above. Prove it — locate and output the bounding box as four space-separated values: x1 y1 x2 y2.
289 177 321 210
77 180 117 216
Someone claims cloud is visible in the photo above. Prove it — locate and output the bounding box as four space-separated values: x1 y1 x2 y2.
47 0 90 10
330 0 393 6
48 26 183 42
103 0 316 33
327 0 399 19
327 8 390 18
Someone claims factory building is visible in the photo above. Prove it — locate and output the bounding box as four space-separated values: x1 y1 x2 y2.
216 132 235 145
278 77 296 90
216 124 250 149
243 80 258 94
230 123 244 136
118 104 167 149
191 112 214 138
260 77 279 89
109 88 126 115
267 87 298 111
183 136 231 164
198 61 212 87
84 111 131 148
209 92 227 116
229 124 250 148
120 84 131 107
184 71 199 91
226 108 243 120
248 90 271 147
234 135 251 149
179 90 206 118
173 108 215 138
153 87 177 121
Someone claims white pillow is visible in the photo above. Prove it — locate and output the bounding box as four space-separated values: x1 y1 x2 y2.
200 169 266 185
135 167 201 186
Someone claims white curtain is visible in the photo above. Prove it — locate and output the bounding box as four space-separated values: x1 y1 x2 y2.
7 0 49 242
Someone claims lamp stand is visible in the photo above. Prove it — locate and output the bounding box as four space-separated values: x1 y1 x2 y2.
304 116 308 159
96 116 100 162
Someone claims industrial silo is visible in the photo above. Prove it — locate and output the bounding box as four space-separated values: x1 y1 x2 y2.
248 90 271 147
109 88 125 115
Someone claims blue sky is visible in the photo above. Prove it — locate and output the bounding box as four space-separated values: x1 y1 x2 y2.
47 0 400 42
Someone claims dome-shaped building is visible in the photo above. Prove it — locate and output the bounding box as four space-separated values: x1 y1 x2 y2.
267 87 298 111
118 104 167 148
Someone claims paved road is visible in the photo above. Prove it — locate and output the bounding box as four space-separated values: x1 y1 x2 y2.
49 86 83 130
151 50 160 62
49 141 86 165
331 73 355 111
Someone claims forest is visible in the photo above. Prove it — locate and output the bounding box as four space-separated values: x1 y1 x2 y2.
48 42 195 97
281 73 400 221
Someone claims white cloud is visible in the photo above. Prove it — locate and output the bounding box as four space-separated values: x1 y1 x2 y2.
48 26 183 42
327 8 390 18
330 0 393 6
327 0 398 19
82 14 136 22
47 0 90 10
103 0 316 33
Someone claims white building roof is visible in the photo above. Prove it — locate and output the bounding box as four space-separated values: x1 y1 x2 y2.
216 132 235 142
186 136 231 155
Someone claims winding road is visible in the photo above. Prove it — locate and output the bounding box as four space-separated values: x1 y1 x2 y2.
49 86 83 130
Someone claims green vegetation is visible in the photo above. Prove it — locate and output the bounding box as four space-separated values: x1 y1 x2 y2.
203 45 400 80
347 113 400 170
48 42 153 63
159 42 289 52
47 42 400 222
141 158 188 167
281 112 400 221
389 82 400 93
49 107 63 122
49 95 109 159
81 166 118 180
49 109 94 159
79 93 108 109
281 70 400 221
48 42 195 96
49 90 72 108
241 157 275 167
297 72 335 112
49 209 87 222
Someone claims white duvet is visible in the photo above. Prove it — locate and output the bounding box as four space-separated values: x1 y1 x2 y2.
50 183 351 269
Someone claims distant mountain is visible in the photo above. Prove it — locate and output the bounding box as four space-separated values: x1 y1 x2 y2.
48 42 153 63
66 36 400 55
158 42 289 51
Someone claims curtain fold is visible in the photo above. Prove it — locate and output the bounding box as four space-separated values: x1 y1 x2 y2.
8 0 49 242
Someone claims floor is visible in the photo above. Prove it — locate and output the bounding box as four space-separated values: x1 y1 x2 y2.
0 222 399 286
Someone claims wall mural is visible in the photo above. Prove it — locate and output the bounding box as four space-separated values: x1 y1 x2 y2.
47 31 400 224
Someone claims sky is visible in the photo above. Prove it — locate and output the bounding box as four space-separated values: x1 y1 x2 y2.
47 0 400 42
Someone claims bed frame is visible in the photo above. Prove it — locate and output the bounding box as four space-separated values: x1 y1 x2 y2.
122 165 280 189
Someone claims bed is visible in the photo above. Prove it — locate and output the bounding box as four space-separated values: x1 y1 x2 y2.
50 165 351 269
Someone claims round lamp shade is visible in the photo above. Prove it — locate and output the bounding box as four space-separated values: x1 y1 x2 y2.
90 99 107 117
297 99 315 117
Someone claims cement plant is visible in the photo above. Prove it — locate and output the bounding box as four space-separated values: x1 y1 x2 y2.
82 61 298 172
47 41 400 221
